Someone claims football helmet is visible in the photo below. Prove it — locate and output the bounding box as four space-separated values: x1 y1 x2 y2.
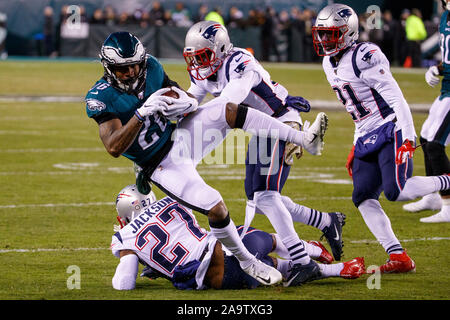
312 4 359 56
115 184 157 228
183 21 233 80
100 32 147 93
442 0 450 10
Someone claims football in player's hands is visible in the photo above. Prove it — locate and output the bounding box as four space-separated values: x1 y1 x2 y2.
161 88 180 101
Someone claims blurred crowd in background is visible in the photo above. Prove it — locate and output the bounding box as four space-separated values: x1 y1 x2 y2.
0 1 438 67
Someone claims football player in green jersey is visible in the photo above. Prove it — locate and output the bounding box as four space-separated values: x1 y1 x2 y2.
403 0 450 223
86 32 330 286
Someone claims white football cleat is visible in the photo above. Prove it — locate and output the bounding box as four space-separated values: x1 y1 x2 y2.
242 259 282 286
303 112 328 156
402 193 442 212
420 209 450 223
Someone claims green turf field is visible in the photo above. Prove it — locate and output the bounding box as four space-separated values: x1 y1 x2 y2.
0 60 448 301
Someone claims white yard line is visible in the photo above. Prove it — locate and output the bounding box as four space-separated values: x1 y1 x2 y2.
1 237 449 254
0 202 114 209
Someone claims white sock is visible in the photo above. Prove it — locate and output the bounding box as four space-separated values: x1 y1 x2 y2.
242 108 305 147
397 175 450 201
276 258 292 278
441 198 450 214
209 218 255 269
272 233 290 259
318 263 344 278
255 191 310 265
358 199 403 254
303 240 322 259
272 235 321 260
281 195 331 230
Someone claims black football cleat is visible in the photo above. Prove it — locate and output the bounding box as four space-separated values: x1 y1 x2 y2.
321 212 346 261
283 260 322 287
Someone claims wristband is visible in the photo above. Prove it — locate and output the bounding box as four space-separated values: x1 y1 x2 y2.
134 110 144 123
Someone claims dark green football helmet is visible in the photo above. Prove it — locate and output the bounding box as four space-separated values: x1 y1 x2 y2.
100 32 147 93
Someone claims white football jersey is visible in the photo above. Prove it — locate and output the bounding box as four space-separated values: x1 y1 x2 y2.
188 47 301 124
322 42 416 144
111 196 216 288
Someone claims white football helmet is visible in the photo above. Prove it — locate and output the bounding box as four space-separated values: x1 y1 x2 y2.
115 184 157 228
312 3 359 56
183 21 233 80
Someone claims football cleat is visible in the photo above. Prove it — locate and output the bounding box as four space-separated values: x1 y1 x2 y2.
242 259 282 286
308 240 334 264
340 257 365 279
368 251 416 274
303 112 328 156
320 212 346 261
420 210 450 223
402 193 442 212
283 260 322 287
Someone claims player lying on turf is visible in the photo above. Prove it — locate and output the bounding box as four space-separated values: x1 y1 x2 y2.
182 21 341 287
111 185 365 290
312 3 450 273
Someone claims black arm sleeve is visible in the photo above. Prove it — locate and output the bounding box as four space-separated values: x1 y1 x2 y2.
162 72 180 88
92 112 119 125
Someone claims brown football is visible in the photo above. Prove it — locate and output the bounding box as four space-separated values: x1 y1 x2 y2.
162 89 179 99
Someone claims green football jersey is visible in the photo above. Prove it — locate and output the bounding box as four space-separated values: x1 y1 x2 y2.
440 10 450 98
85 55 175 166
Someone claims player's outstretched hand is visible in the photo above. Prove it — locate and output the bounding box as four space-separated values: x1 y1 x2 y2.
425 65 440 87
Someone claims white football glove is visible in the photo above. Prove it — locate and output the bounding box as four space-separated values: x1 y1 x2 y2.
425 65 440 87
136 87 172 119
160 87 199 120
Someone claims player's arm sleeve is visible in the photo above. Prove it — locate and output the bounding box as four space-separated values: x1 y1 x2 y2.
187 81 208 104
220 70 260 104
162 72 180 88
359 47 416 142
112 253 139 290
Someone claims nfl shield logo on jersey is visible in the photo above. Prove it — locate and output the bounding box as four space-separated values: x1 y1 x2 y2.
363 134 378 145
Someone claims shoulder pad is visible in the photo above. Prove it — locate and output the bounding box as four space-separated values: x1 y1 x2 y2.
351 42 388 78
225 49 256 81
145 54 163 72
85 80 114 117
353 42 386 70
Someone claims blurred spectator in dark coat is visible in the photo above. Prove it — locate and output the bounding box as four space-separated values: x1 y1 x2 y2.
194 4 208 23
43 6 56 56
149 1 166 26
381 10 401 65
261 6 280 62
227 6 245 29
90 8 105 24
104 5 116 26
